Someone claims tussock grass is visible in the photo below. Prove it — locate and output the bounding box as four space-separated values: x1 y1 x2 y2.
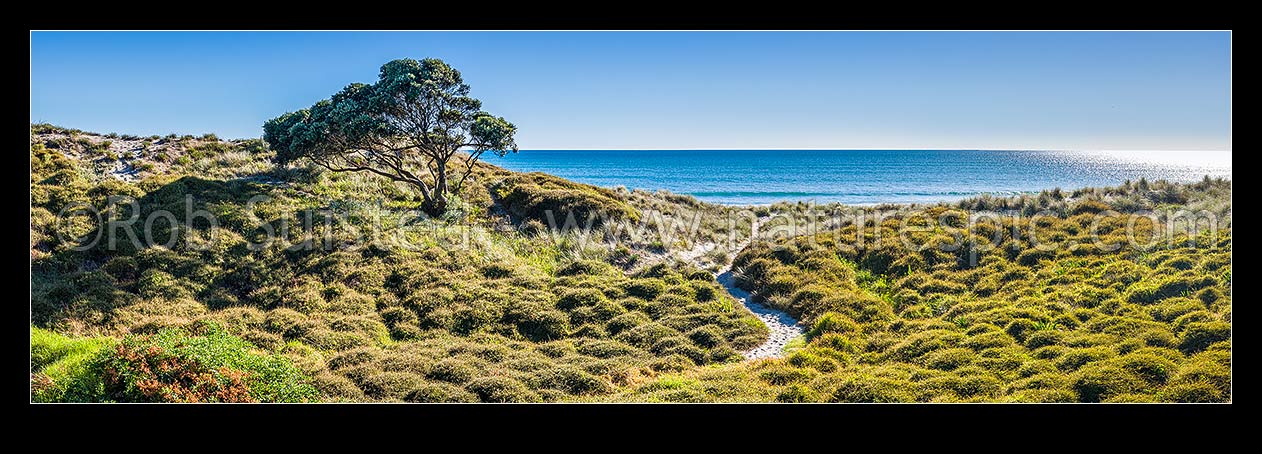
30 126 1230 402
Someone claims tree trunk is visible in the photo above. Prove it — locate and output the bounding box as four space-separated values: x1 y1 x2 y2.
422 197 446 217
424 156 450 217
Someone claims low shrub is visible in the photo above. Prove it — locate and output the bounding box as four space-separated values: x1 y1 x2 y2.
405 383 479 403
1178 321 1231 354
686 325 725 348
518 310 570 341
807 312 860 339
529 366 612 395
30 328 114 402
466 376 540 403
494 172 639 227
1072 364 1144 402
1116 352 1177 386
93 324 318 402
625 279 666 299
923 348 977 371
1158 381 1225 403
359 371 426 401
424 358 476 384
826 374 915 403
607 304 652 330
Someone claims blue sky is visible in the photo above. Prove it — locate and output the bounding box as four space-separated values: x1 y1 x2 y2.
30 31 1230 150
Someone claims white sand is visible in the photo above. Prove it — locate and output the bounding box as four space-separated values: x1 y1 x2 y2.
700 216 805 360
716 267 805 360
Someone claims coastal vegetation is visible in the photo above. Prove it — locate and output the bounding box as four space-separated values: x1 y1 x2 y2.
612 179 1232 402
262 58 518 216
30 122 1230 403
30 124 766 402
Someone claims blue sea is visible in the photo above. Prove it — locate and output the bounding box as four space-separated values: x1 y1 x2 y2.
484 150 1232 206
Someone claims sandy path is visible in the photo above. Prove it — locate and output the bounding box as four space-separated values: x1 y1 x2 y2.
704 218 805 360
716 266 805 360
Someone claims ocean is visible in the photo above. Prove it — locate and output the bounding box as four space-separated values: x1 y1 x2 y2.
483 149 1232 206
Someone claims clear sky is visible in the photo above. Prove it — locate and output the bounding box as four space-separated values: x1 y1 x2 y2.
30 31 1231 150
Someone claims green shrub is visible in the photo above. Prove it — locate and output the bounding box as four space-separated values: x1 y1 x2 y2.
556 259 614 277
1125 275 1216 305
1016 248 1054 266
529 366 612 395
1007 388 1078 403
686 325 725 348
1196 288 1224 305
962 331 1016 350
1003 319 1039 344
311 371 364 400
1103 393 1157 403
405 383 479 403
480 262 515 279
30 328 114 402
518 310 570 341
1024 330 1065 349
886 330 963 362
422 358 475 386
807 312 859 339
301 328 373 351
616 322 680 349
1071 200 1111 215
576 339 643 359
536 340 576 358
625 279 666 299
1158 381 1225 403
605 311 651 336
93 324 318 402
264 308 311 337
466 376 540 403
694 285 718 302
1072 364 1144 402
953 374 1004 398
813 333 857 354
758 364 817 385
556 288 609 310
1178 321 1230 354
494 172 639 227
360 371 426 401
924 348 977 371
709 345 742 363
777 383 820 402
826 374 914 403
790 346 837 370
1055 347 1114 371
1116 353 1176 385
649 354 695 372
1172 357 1231 392
380 306 418 328
661 344 707 365
571 323 608 338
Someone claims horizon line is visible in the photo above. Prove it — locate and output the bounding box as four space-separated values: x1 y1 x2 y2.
29 122 1231 154
501 148 1233 153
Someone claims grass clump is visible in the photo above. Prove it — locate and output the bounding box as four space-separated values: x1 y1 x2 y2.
494 172 639 227
32 323 317 402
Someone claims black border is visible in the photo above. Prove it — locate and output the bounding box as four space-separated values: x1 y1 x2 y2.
27 402 1235 432
23 9 1234 430
24 6 1234 30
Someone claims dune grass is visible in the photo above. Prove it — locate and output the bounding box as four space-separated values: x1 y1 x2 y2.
29 124 1230 402
611 188 1231 402
30 126 768 402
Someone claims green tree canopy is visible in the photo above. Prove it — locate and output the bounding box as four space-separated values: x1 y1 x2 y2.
263 58 517 215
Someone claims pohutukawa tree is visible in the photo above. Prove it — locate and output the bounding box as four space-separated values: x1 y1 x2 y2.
263 58 518 216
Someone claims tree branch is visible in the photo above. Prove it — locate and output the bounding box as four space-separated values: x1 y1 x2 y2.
452 149 485 194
